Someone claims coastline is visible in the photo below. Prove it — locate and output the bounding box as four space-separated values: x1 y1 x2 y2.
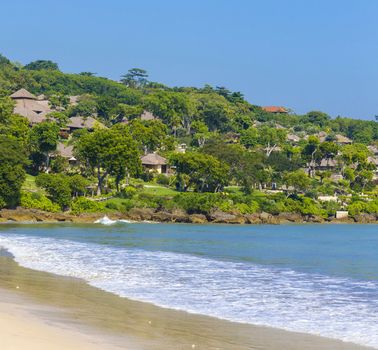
1 207 377 225
0 253 375 350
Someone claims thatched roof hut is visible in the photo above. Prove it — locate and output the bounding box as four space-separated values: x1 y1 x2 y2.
10 88 50 125
10 88 37 100
141 153 167 165
67 116 105 130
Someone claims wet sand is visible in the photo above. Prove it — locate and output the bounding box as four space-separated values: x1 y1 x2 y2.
0 255 375 350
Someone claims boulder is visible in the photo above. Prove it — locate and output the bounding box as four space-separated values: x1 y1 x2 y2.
188 214 208 224
126 208 154 221
209 210 245 224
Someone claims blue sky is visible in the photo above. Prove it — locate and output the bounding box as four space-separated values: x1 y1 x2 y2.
1 0 378 119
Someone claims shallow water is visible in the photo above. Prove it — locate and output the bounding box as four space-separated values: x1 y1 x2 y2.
0 223 377 348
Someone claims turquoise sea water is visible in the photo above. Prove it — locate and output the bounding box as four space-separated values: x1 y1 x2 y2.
0 223 377 347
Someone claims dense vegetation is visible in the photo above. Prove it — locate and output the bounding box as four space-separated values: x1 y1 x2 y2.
0 54 377 220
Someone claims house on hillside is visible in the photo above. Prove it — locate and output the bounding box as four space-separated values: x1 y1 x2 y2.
261 106 288 114
335 134 352 145
10 88 51 125
67 116 105 132
53 142 78 166
287 134 300 144
140 110 158 121
141 153 168 174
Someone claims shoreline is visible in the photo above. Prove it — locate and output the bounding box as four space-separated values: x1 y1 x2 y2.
1 207 377 225
0 253 375 350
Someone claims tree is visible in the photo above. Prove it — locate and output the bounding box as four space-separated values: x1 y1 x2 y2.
303 111 330 127
75 127 142 194
121 68 149 88
257 125 287 156
283 170 311 195
36 173 72 209
170 152 229 192
0 136 28 208
28 122 60 172
124 119 171 153
240 127 259 149
24 60 59 71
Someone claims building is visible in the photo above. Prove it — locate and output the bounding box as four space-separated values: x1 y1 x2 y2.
287 134 301 144
140 110 157 121
141 153 168 174
54 142 78 166
261 106 288 113
10 88 51 125
67 116 105 132
334 134 352 145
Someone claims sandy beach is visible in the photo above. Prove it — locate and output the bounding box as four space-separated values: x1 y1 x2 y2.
0 252 375 350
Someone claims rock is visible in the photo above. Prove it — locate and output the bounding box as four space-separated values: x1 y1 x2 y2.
152 211 188 223
244 214 262 224
353 213 377 224
306 215 325 223
126 208 154 221
188 214 208 224
278 213 303 223
209 210 245 224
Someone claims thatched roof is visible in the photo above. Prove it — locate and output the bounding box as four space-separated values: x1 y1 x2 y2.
319 158 338 167
56 143 74 158
141 153 167 165
287 134 300 142
335 134 352 144
10 88 37 100
68 116 105 129
140 110 157 121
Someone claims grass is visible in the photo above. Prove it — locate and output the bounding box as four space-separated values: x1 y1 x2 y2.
22 174 39 191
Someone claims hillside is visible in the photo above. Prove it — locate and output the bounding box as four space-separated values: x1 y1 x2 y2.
0 54 377 222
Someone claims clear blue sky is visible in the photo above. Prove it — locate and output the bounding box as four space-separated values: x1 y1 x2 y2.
1 0 378 119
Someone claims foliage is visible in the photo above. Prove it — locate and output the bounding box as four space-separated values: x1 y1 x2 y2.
0 135 28 208
170 152 229 192
71 197 105 214
20 191 60 212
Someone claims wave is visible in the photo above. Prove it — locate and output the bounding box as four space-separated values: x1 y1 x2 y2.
0 233 377 348
94 215 156 225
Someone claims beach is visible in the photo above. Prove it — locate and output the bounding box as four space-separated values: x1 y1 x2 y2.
0 268 374 350
0 224 377 350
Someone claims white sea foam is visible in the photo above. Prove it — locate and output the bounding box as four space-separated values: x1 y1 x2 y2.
0 233 377 348
94 216 155 225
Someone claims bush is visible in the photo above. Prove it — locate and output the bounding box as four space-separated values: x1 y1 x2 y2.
173 193 221 215
348 201 368 216
70 197 105 214
119 186 138 199
20 191 60 212
155 174 170 186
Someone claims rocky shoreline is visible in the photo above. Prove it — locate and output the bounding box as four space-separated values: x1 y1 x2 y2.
0 207 377 224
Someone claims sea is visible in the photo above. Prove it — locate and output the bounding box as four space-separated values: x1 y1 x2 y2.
0 222 377 348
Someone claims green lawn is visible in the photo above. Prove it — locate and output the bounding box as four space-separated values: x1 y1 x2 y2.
22 174 39 191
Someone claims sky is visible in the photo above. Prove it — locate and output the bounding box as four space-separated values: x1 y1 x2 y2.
1 0 378 120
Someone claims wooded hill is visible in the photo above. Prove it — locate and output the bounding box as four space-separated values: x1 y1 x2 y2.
0 54 377 221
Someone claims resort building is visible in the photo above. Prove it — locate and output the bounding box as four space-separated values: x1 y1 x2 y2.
141 153 168 174
10 88 51 125
67 116 105 132
261 106 288 113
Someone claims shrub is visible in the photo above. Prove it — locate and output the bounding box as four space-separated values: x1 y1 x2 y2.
20 191 60 212
70 197 105 214
155 174 170 186
348 201 368 216
119 186 138 199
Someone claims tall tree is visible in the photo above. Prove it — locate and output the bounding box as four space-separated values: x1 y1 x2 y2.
0 136 28 208
75 127 141 194
121 68 149 88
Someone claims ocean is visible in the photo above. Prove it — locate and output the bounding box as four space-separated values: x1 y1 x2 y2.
0 222 377 348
